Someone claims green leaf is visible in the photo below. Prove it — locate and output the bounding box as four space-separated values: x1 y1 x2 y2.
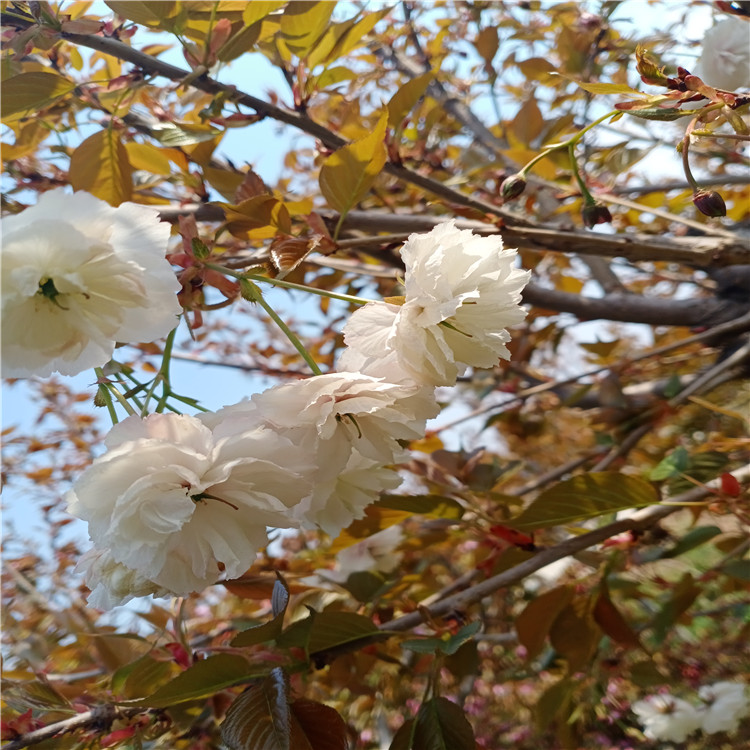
509 472 658 531
389 719 417 750
131 654 260 707
439 621 481 656
231 576 290 647
307 611 381 655
401 637 443 655
319 112 387 215
621 107 693 121
0 72 76 120
548 596 600 672
221 668 290 750
69 129 133 206
650 573 699 644
662 525 722 559
387 73 432 127
649 447 689 481
721 560 750 582
413 697 475 750
377 494 464 520
111 654 175 700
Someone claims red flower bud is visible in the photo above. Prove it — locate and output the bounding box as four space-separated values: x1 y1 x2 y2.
692 189 727 217
581 201 613 228
500 173 527 201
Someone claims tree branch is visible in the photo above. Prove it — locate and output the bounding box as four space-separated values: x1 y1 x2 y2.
521 284 748 327
1 705 147 750
381 465 750 633
1 17 531 226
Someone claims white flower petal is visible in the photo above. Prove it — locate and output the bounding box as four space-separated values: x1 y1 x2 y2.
67 413 311 600
341 221 529 387
1 189 182 378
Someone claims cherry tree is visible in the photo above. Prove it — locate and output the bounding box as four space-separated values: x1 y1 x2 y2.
2 2 749 749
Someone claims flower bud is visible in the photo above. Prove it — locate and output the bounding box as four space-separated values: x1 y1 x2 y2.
500 173 527 201
581 201 613 228
692 189 727 217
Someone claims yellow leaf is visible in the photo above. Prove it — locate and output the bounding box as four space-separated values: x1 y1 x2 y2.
203 165 245 201
510 98 544 145
387 72 432 127
243 0 285 26
308 7 390 68
104 1 179 27
280 1 334 56
125 142 172 176
0 72 76 121
319 112 387 215
69 129 133 206
474 26 498 67
1 121 51 161
559 275 584 294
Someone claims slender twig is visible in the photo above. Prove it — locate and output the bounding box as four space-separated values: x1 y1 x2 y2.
433 309 750 434
608 175 750 196
1 705 146 750
380 466 750 632
598 193 738 239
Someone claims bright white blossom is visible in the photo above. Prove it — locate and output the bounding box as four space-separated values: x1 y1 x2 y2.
698 681 750 735
244 372 438 465
695 19 750 91
323 525 405 583
296 451 404 536
631 694 702 742
76 548 170 609
210 374 436 536
341 221 530 387
67 412 311 598
1 189 181 378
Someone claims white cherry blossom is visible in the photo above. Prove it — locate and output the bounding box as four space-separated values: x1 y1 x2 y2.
76 548 170 609
695 19 750 91
698 681 750 735
631 693 701 742
67 412 311 598
342 221 529 387
2 189 181 378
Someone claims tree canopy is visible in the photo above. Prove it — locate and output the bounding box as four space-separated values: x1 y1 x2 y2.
1 1 749 749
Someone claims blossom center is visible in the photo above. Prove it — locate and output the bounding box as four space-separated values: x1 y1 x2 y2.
37 277 67 308
190 490 239 511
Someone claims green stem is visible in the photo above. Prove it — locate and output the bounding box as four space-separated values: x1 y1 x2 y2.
519 109 619 177
155 327 178 414
249 286 323 376
94 370 119 426
568 143 595 204
95 368 137 418
205 263 375 306
681 118 700 190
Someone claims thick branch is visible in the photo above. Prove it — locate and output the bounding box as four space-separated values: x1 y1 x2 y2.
381 465 750 633
154 204 749 270
522 284 747 327
329 212 749 268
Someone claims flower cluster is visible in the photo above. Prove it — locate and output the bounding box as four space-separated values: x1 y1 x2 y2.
1 190 182 378
2 195 528 608
632 682 750 742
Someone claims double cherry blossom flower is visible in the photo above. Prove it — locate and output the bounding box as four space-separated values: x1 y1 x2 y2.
2 194 529 607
